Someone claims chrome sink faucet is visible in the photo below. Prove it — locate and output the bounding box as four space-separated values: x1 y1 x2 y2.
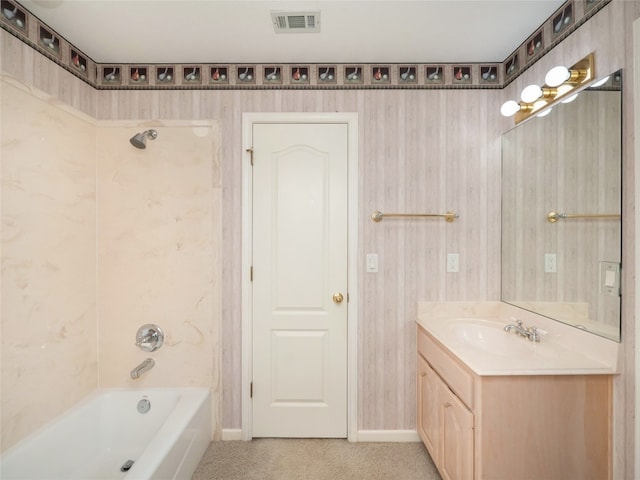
504 319 541 342
130 358 155 379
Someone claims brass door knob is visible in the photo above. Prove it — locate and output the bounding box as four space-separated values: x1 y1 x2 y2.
333 293 344 304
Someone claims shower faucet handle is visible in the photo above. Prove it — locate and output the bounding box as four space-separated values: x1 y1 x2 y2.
135 324 164 352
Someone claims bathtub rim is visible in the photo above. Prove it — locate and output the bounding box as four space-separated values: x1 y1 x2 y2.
0 386 212 478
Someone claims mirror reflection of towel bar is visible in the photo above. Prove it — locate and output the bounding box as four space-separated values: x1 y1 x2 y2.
546 211 621 223
371 210 458 222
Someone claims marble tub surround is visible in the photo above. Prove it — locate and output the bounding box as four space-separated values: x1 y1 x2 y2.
417 301 619 375
1 76 223 450
1 78 98 451
96 122 221 393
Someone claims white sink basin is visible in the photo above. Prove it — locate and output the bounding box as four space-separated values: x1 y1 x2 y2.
445 319 539 357
417 315 613 375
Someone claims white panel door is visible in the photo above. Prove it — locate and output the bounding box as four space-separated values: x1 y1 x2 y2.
252 123 348 437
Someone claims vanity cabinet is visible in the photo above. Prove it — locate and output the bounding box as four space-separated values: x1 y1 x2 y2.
417 324 612 480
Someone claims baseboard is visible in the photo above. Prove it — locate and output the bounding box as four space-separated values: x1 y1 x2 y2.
221 428 420 442
356 430 420 442
221 428 243 441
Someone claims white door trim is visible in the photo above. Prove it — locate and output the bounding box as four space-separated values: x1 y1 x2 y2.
634 17 640 479
241 112 358 441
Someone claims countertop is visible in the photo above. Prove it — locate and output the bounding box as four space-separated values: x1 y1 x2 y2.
417 301 619 376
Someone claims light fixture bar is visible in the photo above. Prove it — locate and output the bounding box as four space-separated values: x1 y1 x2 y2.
502 52 595 124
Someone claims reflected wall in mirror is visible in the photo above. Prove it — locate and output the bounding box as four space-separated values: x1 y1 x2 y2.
501 70 622 342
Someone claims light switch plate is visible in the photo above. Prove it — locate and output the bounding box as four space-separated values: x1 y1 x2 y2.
544 253 557 273
600 261 620 296
366 254 379 273
446 253 459 273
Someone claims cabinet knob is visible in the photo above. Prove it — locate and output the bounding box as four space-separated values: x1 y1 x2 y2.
333 292 344 304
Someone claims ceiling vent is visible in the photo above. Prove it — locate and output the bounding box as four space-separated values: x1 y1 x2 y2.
271 11 321 33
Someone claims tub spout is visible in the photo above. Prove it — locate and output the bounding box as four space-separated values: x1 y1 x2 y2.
130 358 155 379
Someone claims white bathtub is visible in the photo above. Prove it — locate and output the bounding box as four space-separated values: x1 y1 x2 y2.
0 388 211 480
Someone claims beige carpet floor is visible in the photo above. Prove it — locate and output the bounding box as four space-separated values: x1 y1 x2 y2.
192 439 442 480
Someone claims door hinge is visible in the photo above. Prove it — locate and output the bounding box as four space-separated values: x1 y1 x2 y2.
250 382 253 398
250 266 253 282
246 147 254 166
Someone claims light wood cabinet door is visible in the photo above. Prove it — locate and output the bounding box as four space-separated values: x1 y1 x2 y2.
417 354 439 459
439 385 474 480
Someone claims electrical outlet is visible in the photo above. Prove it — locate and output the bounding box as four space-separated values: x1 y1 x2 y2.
446 253 459 273
544 253 557 273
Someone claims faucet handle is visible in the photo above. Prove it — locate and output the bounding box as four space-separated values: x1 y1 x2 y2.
527 326 541 342
516 319 524 327
135 324 164 352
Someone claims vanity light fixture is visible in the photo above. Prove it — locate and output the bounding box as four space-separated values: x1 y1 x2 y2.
501 52 594 124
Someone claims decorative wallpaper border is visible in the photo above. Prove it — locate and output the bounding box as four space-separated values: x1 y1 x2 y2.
1 0 610 90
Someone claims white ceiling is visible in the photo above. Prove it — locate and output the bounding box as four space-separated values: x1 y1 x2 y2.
20 0 564 64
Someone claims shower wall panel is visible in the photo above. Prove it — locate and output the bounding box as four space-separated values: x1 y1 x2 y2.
0 78 98 452
96 123 221 438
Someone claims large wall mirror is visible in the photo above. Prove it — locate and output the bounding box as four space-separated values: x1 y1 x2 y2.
501 70 622 342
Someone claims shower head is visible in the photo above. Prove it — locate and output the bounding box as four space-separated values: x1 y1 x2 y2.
130 129 158 149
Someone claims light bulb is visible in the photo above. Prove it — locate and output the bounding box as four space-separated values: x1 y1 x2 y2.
545 66 570 87
533 99 548 110
537 108 553 118
590 75 610 88
521 84 542 103
561 93 579 103
500 100 521 117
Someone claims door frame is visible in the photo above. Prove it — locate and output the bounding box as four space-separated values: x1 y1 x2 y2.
241 112 359 441
634 16 640 478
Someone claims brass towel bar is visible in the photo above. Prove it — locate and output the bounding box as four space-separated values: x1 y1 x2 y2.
371 210 458 223
546 211 621 223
